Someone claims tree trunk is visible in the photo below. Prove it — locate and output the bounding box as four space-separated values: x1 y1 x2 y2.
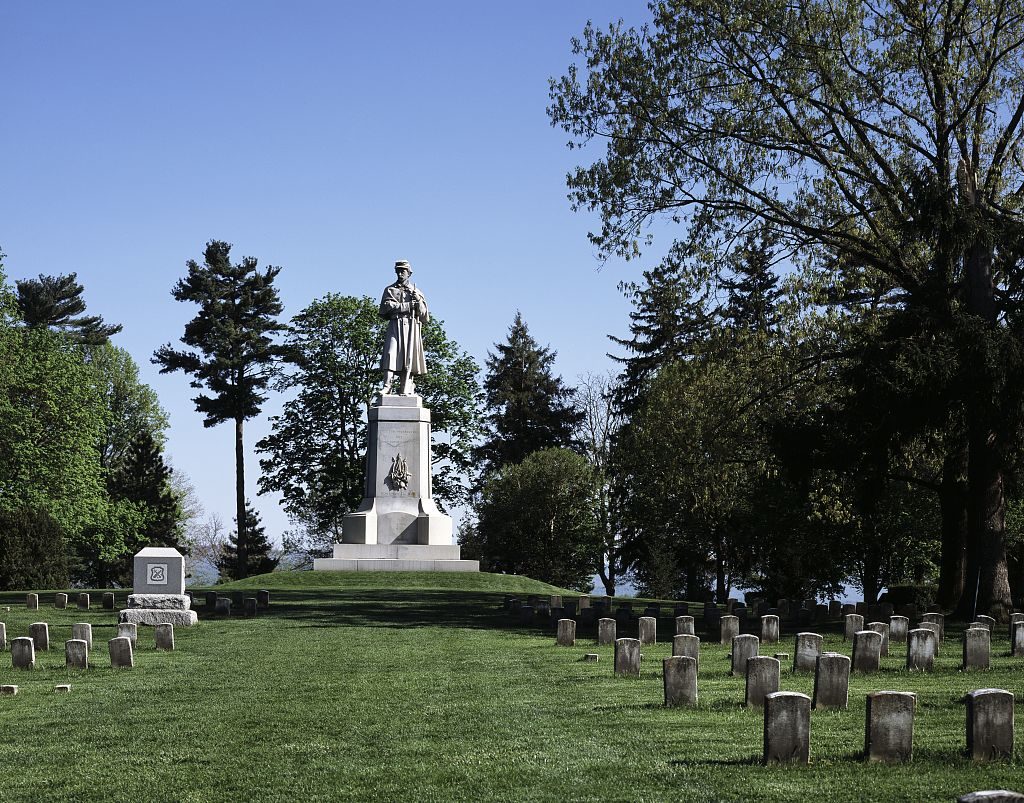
714 534 727 602
959 238 1012 621
235 416 248 580
860 550 881 605
598 549 616 596
964 420 1012 621
937 445 968 611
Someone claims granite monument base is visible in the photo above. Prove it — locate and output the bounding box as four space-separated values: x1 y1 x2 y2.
119 609 199 627
121 592 198 627
314 394 478 573
314 544 479 572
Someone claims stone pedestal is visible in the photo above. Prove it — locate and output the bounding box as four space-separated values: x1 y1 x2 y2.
314 395 478 572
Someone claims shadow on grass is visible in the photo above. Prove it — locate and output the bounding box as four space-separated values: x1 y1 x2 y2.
591 702 667 713
669 755 762 767
188 587 572 634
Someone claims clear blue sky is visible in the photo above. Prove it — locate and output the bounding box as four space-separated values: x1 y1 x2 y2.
0 2 654 544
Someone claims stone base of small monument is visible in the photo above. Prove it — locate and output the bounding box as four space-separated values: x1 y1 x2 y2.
119 593 198 627
313 394 479 574
119 609 198 627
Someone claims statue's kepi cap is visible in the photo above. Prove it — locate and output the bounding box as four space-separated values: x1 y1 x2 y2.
394 259 412 274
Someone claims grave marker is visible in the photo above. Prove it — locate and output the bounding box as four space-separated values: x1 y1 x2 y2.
638 616 657 645
11 637 34 670
614 638 641 677
963 628 991 670
719 615 739 646
731 634 759 677
663 656 697 706
72 623 93 650
851 630 884 675
29 622 49 652
868 622 890 657
155 623 175 651
556 619 576 647
763 692 810 764
906 628 936 671
794 632 823 672
672 634 700 668
864 691 915 763
812 653 850 710
745 656 780 708
889 615 909 643
917 622 941 655
108 636 134 669
65 639 88 670
117 622 138 649
597 618 616 646
966 689 1014 761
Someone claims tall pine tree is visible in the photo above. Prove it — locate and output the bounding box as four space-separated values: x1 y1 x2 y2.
477 312 581 474
217 500 278 581
153 240 285 579
16 272 122 344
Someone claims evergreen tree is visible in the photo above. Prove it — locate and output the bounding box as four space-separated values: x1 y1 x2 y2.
16 272 122 344
108 430 185 581
719 230 785 333
217 500 278 581
477 312 581 474
153 240 285 579
608 252 716 414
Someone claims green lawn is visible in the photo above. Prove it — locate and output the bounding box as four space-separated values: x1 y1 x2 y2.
0 573 1020 802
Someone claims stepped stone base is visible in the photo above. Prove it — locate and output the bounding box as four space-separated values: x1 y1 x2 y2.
119 609 198 627
315 543 479 572
313 559 480 572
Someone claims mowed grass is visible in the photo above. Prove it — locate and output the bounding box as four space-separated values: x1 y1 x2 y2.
0 573 1021 802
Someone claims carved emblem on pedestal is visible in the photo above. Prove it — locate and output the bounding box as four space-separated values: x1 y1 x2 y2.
386 453 411 491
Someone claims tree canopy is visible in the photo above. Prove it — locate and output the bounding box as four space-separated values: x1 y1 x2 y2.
551 0 1024 618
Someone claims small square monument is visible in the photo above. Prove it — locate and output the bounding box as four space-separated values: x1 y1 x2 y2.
133 547 185 594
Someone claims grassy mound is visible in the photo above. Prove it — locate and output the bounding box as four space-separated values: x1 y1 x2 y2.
214 569 568 595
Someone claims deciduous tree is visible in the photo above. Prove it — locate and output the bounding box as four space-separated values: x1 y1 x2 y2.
551 0 1024 618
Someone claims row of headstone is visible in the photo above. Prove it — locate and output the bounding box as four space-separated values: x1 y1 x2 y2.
202 590 269 617
763 688 1013 764
7 622 175 671
599 629 1015 763
27 592 105 611
9 621 175 670
790 626 948 672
